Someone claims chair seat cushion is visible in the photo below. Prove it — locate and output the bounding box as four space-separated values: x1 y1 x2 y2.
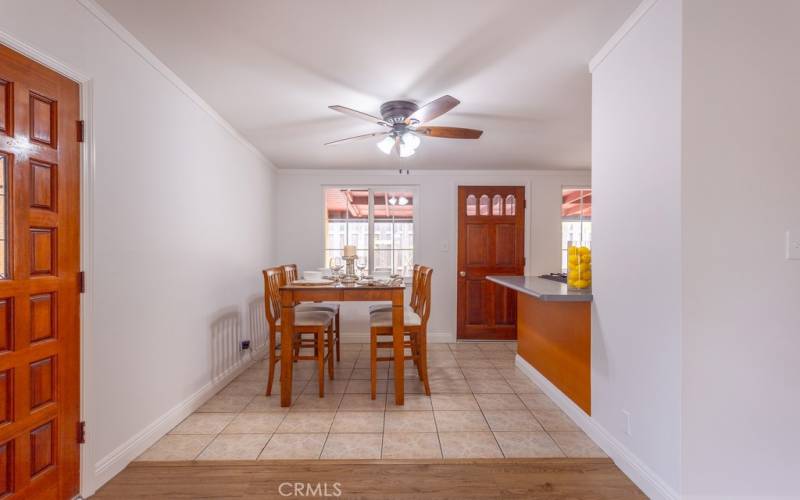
369 309 421 327
276 310 333 327
297 302 339 313
368 304 392 313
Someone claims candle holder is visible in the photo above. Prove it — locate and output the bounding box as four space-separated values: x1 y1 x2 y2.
343 255 358 280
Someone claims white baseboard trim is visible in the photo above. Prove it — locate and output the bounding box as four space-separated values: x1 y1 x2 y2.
515 355 679 500
88 346 266 495
340 331 454 344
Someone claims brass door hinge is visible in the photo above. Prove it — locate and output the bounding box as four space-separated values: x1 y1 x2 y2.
78 421 86 444
78 271 85 293
77 120 85 142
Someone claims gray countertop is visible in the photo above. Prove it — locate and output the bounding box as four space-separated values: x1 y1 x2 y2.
486 275 593 302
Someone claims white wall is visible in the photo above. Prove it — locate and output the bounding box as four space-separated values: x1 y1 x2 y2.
681 1 800 498
0 0 275 495
590 0 683 496
276 169 590 341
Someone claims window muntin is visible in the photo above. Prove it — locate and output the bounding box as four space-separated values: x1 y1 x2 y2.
561 188 591 272
505 194 516 216
325 187 416 276
479 194 490 215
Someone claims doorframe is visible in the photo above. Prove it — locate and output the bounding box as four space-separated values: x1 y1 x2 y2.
452 179 533 340
0 30 96 498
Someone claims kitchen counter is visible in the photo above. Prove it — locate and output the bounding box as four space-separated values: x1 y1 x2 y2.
486 275 593 302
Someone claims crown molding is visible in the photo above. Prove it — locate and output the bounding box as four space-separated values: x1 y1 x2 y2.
589 0 660 73
275 168 591 177
76 0 276 171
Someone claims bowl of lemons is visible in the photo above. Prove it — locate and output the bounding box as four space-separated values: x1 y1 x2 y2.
566 245 592 290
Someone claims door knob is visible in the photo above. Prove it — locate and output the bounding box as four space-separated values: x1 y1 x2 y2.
459 271 466 277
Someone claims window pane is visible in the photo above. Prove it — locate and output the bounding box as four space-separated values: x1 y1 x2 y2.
373 190 415 276
560 188 592 272
325 188 369 268
492 195 502 215
466 194 476 216
479 194 489 215
505 195 516 216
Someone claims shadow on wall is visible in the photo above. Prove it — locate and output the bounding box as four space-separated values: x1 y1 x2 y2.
248 295 268 352
210 307 245 381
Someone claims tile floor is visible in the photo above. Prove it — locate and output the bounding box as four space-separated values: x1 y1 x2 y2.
137 342 606 461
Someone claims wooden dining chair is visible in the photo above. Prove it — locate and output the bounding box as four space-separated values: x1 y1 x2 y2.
263 267 335 397
283 264 342 362
368 264 421 315
368 266 433 399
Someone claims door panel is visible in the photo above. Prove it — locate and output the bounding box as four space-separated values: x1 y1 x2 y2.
0 43 80 499
457 186 525 340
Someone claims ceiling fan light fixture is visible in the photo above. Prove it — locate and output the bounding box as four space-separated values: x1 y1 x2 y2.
401 132 421 150
399 143 416 158
377 135 395 155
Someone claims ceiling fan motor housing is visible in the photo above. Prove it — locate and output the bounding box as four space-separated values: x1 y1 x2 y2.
380 100 419 125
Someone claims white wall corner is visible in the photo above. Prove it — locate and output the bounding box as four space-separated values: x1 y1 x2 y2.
83 346 266 497
589 0 660 73
515 355 680 500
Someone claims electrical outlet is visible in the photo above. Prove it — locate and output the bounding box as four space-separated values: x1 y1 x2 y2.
787 230 800 260
622 410 632 436
240 340 251 351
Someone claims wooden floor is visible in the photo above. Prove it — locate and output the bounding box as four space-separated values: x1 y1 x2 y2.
93 459 646 499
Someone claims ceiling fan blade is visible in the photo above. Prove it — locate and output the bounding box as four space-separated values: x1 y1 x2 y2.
415 126 483 139
406 95 460 124
329 105 388 126
324 131 389 146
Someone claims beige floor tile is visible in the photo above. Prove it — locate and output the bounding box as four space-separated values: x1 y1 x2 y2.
432 394 480 411
382 433 442 459
427 357 459 368
302 380 349 395
197 434 270 460
235 367 268 381
331 412 385 433
291 393 343 411
333 368 354 380
519 393 560 411
505 377 543 394
427 344 451 351
385 394 433 411
434 411 489 432
223 413 286 434
456 358 496 368
475 394 526 411
531 409 580 431
483 351 516 361
461 368 504 380
346 379 388 394
488 358 517 368
384 411 436 433
321 433 382 459
449 343 481 353
351 368 388 380
136 434 214 461
197 394 254 413
429 378 472 394
452 351 486 361
467 379 514 394
388 378 427 394
494 431 564 458
243 395 291 413
549 431 606 458
339 393 386 411
482 410 543 432
219 380 266 396
428 367 465 380
170 413 235 435
276 412 335 433
438 432 502 458
258 433 326 459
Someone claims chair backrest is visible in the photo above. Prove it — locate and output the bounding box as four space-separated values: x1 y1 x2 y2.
410 264 421 311
416 266 433 328
263 266 286 328
283 264 299 283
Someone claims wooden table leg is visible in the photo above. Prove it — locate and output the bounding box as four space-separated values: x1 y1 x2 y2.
280 290 295 407
392 288 404 405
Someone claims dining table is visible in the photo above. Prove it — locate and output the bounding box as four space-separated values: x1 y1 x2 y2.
279 280 407 407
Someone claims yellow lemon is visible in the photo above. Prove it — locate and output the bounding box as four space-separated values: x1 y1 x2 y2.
568 271 578 280
568 255 579 265
568 246 579 256
575 280 589 289
567 279 576 287
580 254 592 263
579 246 590 255
581 271 592 280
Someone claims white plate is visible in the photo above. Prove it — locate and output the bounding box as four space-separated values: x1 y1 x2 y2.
291 279 334 286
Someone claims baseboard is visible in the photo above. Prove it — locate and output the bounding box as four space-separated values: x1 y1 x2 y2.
87 345 267 495
340 331 454 344
515 355 679 500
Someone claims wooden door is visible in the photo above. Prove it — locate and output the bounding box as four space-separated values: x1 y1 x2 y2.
0 44 81 499
457 186 524 340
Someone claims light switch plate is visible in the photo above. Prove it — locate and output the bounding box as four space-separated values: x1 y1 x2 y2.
787 230 800 260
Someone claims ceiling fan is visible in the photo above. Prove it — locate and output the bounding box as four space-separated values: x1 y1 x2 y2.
324 95 483 157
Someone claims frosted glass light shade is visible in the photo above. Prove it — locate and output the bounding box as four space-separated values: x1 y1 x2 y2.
377 136 395 154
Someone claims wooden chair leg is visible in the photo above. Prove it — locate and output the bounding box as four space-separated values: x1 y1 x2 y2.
317 330 325 398
419 329 431 396
370 327 378 400
266 329 276 396
335 310 341 362
327 323 335 380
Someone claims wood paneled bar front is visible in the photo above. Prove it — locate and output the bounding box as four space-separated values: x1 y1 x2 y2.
487 276 593 414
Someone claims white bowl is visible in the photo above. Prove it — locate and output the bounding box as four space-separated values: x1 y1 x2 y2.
303 270 323 281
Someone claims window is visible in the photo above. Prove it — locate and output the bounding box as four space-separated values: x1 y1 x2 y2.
561 188 591 272
324 187 416 276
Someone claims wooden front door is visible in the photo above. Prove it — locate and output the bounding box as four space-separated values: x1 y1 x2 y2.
0 44 81 499
457 186 524 340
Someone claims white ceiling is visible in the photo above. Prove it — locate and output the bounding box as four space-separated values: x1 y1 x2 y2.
97 0 636 170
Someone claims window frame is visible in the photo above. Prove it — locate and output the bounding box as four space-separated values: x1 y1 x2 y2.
323 185 419 277
560 186 592 272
